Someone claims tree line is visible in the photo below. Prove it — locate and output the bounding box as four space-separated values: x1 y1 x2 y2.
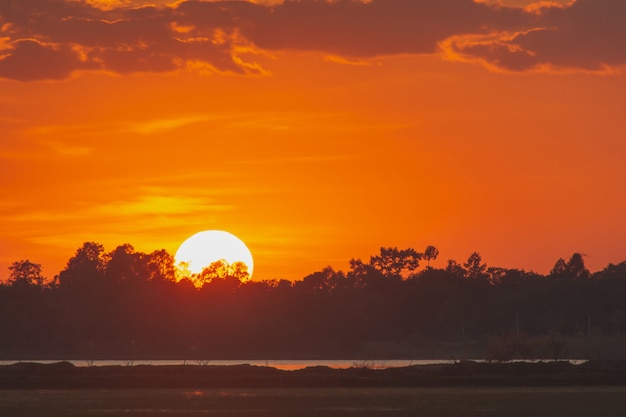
2 242 626 360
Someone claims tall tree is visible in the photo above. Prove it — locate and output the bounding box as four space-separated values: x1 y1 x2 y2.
550 253 590 279
195 259 230 287
369 247 422 278
464 252 487 280
550 258 568 276
424 245 439 268
7 260 45 287
347 257 381 288
105 244 149 285
567 253 589 280
58 242 106 288
299 266 343 294
446 259 466 278
229 261 251 282
145 249 177 282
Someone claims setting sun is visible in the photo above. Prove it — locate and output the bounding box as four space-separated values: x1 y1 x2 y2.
174 230 254 278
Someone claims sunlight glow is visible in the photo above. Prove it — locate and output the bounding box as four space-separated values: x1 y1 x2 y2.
174 230 254 277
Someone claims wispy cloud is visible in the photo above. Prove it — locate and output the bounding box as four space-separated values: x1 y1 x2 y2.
129 115 210 135
44 140 94 156
229 153 360 167
0 189 237 255
0 193 230 224
28 114 212 136
323 54 378 66
93 194 233 217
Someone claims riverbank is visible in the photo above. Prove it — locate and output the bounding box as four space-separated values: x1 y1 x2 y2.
3 360 626 389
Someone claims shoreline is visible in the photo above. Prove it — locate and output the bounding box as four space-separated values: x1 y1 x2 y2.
2 360 626 389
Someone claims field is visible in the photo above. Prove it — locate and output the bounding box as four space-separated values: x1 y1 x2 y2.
2 386 626 417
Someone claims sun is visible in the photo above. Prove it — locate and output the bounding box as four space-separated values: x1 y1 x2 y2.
174 230 254 278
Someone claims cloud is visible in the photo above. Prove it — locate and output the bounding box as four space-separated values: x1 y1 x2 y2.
0 190 234 252
129 115 210 134
0 0 255 79
0 39 95 81
23 114 213 141
0 0 624 80
442 0 626 72
45 140 94 156
323 54 376 66
92 194 233 217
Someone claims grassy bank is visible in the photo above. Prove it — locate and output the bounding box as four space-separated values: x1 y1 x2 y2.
3 360 626 389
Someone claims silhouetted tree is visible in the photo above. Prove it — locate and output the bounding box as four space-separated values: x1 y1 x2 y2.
105 244 150 286
7 260 45 288
202 272 241 295
550 253 590 280
347 257 384 288
195 259 229 287
145 249 177 283
424 245 439 268
58 242 106 288
9 241 626 360
229 261 250 282
195 259 250 288
464 252 488 280
299 266 344 294
595 262 626 281
567 253 589 280
446 259 466 278
369 247 421 278
207 259 229 279
486 266 507 285
550 258 568 277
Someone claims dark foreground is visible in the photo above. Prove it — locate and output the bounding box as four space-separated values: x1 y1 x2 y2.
3 360 626 389
3 386 626 417
3 362 626 416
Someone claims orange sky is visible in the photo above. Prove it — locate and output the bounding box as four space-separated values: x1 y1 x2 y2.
1 0 626 281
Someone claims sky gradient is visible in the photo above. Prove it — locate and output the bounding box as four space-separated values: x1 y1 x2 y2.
1 0 626 281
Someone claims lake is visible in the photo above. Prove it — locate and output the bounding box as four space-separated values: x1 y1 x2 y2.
2 386 625 417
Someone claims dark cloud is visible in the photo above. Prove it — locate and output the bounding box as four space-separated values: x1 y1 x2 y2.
174 0 531 56
0 39 94 81
0 0 250 80
446 0 626 72
0 0 624 81
256 0 532 56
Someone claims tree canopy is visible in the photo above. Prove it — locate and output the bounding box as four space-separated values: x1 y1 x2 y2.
1 242 622 361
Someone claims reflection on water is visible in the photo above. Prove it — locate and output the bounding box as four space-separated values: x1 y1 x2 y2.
0 387 623 417
184 390 206 398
